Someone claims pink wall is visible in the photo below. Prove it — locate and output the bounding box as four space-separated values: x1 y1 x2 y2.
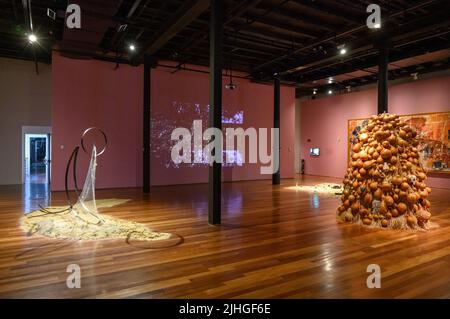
300 76 450 189
52 53 143 191
52 54 295 190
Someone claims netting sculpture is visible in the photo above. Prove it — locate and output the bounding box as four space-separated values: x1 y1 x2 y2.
22 128 172 242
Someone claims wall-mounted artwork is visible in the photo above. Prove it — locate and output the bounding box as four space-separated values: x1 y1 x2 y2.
348 111 450 174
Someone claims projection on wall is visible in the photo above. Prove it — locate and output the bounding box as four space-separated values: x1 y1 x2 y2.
151 101 244 169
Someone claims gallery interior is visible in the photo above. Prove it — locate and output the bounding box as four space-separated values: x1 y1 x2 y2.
0 0 449 299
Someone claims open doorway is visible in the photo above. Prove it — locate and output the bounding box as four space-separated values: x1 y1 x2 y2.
22 126 52 185
24 134 50 184
22 126 51 212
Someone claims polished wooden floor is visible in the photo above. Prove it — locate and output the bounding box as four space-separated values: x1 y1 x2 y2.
1 175 450 298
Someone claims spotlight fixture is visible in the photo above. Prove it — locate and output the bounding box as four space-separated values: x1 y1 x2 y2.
226 49 238 90
225 67 237 90
313 89 317 95
225 82 237 90
328 90 333 95
129 44 136 51
328 78 333 84
28 34 37 43
346 86 352 93
337 44 347 55
411 72 419 80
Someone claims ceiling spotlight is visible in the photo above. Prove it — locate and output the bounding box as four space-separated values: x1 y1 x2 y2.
129 44 136 51
28 34 37 43
346 86 352 93
328 90 333 95
225 82 237 90
411 72 419 80
313 89 317 95
337 44 347 55
328 78 333 84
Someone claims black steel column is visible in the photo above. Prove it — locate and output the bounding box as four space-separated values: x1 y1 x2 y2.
208 0 222 225
378 43 389 114
143 55 151 193
272 77 280 185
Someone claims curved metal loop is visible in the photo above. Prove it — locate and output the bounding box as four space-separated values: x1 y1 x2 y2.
81 127 107 157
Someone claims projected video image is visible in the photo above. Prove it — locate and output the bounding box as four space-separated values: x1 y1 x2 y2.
151 101 244 168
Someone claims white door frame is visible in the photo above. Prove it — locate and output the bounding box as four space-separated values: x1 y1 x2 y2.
22 126 52 184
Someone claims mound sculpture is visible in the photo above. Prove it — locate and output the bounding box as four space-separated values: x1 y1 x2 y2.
337 113 433 230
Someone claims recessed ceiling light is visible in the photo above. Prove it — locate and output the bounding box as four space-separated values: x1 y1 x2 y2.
28 34 37 43
328 78 333 84
313 89 317 95
129 44 136 51
328 90 333 95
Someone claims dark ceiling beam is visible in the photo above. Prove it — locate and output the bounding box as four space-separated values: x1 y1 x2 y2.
188 36 283 57
127 0 145 18
223 43 281 57
107 0 145 50
21 0 39 74
225 31 297 50
228 36 292 53
177 46 265 65
21 0 32 31
392 0 428 13
11 0 18 21
283 13 450 79
290 0 363 26
141 0 209 55
182 0 263 51
171 0 263 69
297 58 450 97
229 25 305 47
238 13 321 39
250 0 443 74
291 34 450 85
256 1 336 32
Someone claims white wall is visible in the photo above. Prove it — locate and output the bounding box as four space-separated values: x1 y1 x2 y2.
0 58 52 185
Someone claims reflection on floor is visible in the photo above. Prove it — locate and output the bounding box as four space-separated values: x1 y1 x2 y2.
0 175 450 298
27 171 47 184
22 181 50 214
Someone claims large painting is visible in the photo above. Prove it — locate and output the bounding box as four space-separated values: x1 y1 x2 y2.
348 111 450 174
